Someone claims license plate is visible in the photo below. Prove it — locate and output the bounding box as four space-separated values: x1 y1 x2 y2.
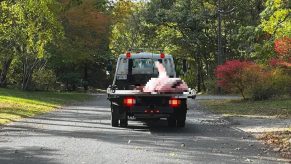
117 75 127 80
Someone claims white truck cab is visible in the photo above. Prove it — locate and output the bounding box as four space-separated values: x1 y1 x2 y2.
113 52 176 90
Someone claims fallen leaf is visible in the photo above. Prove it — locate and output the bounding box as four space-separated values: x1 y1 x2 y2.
273 148 281 152
170 152 177 157
245 158 252 162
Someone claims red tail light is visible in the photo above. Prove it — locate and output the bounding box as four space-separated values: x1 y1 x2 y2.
160 53 165 58
169 98 181 108
126 52 131 58
124 97 136 107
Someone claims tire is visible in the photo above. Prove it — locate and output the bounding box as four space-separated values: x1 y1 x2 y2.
177 119 185 128
176 111 186 128
111 106 119 127
167 117 176 127
120 117 128 127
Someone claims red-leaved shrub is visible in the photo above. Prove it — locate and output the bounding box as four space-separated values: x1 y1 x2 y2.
215 60 264 99
269 58 291 68
273 37 291 68
216 60 290 100
274 37 291 56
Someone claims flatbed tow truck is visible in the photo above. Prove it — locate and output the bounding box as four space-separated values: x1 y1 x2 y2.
107 51 196 128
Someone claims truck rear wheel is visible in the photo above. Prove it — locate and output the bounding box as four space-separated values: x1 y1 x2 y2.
167 117 176 127
111 106 119 127
120 117 128 127
176 111 186 128
177 119 185 127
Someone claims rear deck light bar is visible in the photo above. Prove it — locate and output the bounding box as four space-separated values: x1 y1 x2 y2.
123 97 136 107
144 110 160 113
169 98 181 108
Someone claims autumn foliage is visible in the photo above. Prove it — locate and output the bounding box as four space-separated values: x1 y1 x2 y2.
272 37 291 68
64 0 111 49
274 37 291 56
269 58 291 68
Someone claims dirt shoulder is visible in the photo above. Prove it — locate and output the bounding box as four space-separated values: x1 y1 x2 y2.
228 116 291 159
197 95 291 160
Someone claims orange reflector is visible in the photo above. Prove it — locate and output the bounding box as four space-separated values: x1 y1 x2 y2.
169 98 181 108
123 97 135 107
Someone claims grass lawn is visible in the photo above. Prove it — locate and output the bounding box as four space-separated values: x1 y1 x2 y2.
0 88 93 124
198 98 291 118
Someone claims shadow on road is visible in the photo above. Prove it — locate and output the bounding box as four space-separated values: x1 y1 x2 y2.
0 147 59 164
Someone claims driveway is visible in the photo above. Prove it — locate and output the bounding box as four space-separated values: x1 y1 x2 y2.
0 95 288 164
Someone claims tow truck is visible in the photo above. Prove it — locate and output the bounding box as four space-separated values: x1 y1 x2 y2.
107 51 196 128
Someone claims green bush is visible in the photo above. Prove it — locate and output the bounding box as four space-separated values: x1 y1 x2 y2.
32 69 57 91
204 79 217 94
181 70 196 89
60 72 82 91
250 82 275 100
248 68 291 100
271 69 291 96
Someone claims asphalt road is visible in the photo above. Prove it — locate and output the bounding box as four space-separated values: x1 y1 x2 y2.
0 95 288 164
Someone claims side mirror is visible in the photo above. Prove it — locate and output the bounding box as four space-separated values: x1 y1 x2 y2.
187 89 196 99
182 59 187 73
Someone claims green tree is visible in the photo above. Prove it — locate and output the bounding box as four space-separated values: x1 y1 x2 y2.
0 0 63 90
17 0 63 90
260 0 290 38
250 0 290 62
0 1 18 87
49 0 112 90
110 0 147 55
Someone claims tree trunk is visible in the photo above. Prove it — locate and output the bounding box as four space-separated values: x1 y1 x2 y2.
21 57 41 90
22 65 33 90
83 63 88 91
0 57 13 87
197 58 201 93
201 70 206 92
